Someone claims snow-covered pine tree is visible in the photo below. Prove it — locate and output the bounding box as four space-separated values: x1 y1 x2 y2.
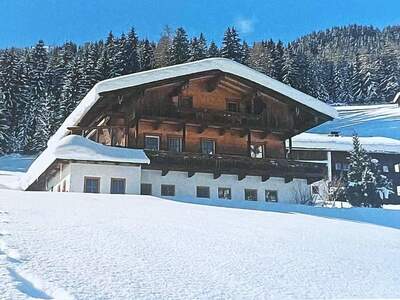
207 41 220 57
0 96 9 154
154 26 172 68
139 39 155 71
241 41 250 65
346 135 391 207
270 40 284 81
170 27 190 65
221 27 242 62
125 28 140 74
189 33 207 61
109 34 126 78
61 56 81 122
27 40 50 152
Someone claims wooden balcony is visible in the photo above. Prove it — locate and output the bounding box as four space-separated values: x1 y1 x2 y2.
143 150 326 184
140 107 272 130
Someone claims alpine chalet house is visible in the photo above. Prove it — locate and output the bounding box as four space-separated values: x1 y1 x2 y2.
22 58 337 203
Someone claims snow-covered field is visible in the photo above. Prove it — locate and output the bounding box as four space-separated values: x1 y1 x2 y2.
1 190 400 299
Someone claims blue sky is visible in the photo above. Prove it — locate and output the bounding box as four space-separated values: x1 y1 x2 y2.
1 0 400 48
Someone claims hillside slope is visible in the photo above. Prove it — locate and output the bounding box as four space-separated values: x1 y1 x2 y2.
1 190 400 299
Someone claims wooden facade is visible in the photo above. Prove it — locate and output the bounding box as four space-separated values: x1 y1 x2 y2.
68 70 330 182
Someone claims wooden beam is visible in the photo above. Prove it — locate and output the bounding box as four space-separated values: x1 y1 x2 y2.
238 173 246 181
213 172 221 179
152 120 161 130
197 124 207 134
161 169 169 176
188 171 195 178
284 176 293 183
261 175 270 182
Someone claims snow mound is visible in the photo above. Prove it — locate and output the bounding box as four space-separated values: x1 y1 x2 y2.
1 190 400 299
21 135 149 190
49 58 337 146
291 132 400 153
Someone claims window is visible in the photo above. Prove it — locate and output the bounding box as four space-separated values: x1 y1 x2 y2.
335 162 342 171
395 164 400 173
201 139 215 155
265 190 278 202
250 144 265 159
245 189 257 201
168 137 182 152
218 187 231 200
161 184 175 196
179 96 193 109
144 135 160 151
311 186 319 195
397 186 400 196
383 165 389 173
141 183 152 195
196 186 210 198
84 177 100 193
110 178 126 194
226 101 239 112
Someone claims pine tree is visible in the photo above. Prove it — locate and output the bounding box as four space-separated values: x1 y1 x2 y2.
346 135 391 207
241 41 250 65
154 26 172 68
189 33 207 61
125 28 140 74
170 27 190 64
27 40 50 152
221 27 242 62
139 39 155 71
207 41 220 57
0 101 9 154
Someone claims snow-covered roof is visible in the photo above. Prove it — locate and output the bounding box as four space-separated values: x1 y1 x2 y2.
48 58 337 146
291 132 400 154
22 135 150 190
308 104 400 140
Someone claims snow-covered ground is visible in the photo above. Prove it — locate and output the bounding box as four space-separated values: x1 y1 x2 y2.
0 155 35 190
1 190 400 299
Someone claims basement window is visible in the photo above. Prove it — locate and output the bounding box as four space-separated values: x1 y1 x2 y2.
161 184 175 197
141 183 152 195
84 177 100 193
145 135 160 151
196 186 210 198
383 165 389 173
395 164 400 173
250 144 265 159
397 186 400 196
245 189 258 201
265 190 278 202
218 187 231 200
110 178 126 194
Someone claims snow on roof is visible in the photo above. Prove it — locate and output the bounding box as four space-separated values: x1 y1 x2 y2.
291 132 400 154
308 103 400 140
48 58 337 146
22 135 150 190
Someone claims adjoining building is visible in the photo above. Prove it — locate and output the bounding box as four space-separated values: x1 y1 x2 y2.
294 102 400 203
23 58 337 203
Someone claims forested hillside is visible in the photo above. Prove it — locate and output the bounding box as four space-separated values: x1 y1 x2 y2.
1 24 400 154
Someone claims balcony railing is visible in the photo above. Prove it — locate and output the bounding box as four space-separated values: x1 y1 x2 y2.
143 150 326 183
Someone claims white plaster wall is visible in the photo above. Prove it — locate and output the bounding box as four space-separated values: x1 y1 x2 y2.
46 163 71 192
141 170 309 203
69 163 142 194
